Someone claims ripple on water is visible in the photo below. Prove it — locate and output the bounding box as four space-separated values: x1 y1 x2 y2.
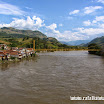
0 51 104 104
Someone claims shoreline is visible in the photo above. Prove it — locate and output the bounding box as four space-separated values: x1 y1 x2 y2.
0 53 37 64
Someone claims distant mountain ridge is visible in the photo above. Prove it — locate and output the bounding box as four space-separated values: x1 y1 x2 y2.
60 40 91 46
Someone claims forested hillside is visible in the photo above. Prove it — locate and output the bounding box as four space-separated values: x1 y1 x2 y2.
84 36 104 47
0 27 47 38
0 27 73 49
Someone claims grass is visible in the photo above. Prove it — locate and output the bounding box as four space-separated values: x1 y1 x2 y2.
0 38 10 45
17 38 33 47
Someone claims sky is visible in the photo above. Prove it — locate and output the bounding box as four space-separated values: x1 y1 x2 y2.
0 0 104 41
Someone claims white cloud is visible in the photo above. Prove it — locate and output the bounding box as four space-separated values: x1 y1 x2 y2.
99 23 104 28
83 16 104 27
45 29 89 42
92 16 104 23
46 23 60 34
69 10 80 15
46 23 57 30
56 26 104 41
1 15 104 41
32 16 45 28
69 6 103 16
45 24 91 41
76 27 104 36
83 20 91 26
0 16 45 30
84 6 103 14
0 2 25 15
25 7 32 10
97 0 104 3
57 31 85 41
45 24 78 41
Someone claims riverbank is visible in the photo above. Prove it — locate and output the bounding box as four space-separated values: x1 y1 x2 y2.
0 54 38 70
88 50 104 56
0 47 36 61
0 53 36 64
88 43 104 56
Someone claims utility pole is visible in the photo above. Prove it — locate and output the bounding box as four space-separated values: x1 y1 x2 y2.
33 40 35 51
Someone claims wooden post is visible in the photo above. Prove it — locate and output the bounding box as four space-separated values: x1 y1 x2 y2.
33 40 35 51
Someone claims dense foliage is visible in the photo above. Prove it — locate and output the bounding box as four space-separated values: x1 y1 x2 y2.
84 36 104 47
88 43 101 55
0 27 47 39
0 36 86 50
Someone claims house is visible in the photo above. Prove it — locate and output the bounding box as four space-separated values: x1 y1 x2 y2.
9 51 18 58
3 50 22 59
0 44 8 50
26 48 34 56
11 47 18 51
0 47 35 60
0 51 6 60
18 48 26 57
26 48 34 52
9 51 22 59
3 50 11 59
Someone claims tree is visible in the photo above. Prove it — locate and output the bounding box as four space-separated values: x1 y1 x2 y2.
22 36 29 41
88 43 101 55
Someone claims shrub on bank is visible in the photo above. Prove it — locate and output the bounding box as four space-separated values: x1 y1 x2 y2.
88 43 102 55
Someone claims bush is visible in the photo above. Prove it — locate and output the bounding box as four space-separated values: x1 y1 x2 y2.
88 43 101 55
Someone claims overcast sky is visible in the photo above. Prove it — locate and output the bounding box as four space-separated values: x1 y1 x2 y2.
0 0 104 41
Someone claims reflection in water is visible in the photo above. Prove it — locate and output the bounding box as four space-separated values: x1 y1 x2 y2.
0 57 38 71
0 62 9 70
0 51 104 104
0 61 20 71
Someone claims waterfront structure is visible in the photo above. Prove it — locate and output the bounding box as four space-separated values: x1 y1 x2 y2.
0 44 8 50
0 51 6 60
0 46 35 61
10 47 18 51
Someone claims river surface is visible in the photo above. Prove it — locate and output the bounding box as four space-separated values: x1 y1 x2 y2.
0 51 104 104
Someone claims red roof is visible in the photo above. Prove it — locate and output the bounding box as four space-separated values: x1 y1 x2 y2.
0 51 6 56
0 52 5 54
9 52 19 55
3 50 20 55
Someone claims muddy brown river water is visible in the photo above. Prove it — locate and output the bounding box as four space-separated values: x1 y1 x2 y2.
0 51 104 104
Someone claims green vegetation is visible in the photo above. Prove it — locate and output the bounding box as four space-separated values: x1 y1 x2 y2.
88 43 101 55
84 36 104 47
0 27 87 50
0 27 47 39
0 36 86 49
84 36 104 56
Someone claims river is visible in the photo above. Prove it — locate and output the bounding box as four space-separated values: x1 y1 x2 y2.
0 51 104 104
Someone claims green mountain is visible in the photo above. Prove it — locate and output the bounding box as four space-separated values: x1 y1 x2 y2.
0 27 71 49
0 27 47 39
60 40 91 46
0 27 86 49
84 36 104 47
